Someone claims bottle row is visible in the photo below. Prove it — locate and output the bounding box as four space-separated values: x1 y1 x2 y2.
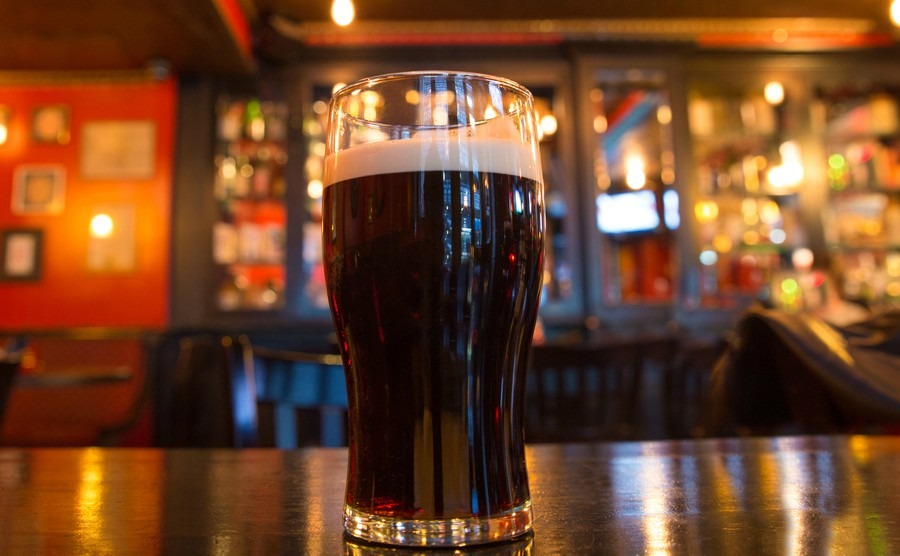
201 64 900 319
213 96 290 312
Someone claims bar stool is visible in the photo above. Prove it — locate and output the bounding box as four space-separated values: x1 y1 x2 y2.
710 306 900 436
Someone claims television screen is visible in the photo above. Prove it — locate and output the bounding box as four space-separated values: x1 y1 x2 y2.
596 190 660 234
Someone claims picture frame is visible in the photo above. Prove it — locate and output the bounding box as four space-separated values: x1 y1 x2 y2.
1 229 43 282
31 104 71 145
11 165 66 215
80 120 157 180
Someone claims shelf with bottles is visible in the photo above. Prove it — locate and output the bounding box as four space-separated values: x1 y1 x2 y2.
689 84 802 200
813 85 900 265
685 75 809 312
215 265 286 312
299 84 339 314
821 138 900 193
296 76 578 318
810 82 900 309
212 95 289 312
692 192 798 307
815 87 900 179
530 85 576 309
823 191 900 250
586 68 678 308
829 249 900 309
599 230 675 306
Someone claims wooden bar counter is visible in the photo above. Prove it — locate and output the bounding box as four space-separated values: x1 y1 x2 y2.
1 435 899 553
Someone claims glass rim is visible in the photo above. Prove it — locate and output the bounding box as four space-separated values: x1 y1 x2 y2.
330 70 534 106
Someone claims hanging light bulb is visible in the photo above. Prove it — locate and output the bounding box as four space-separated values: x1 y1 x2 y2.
332 0 355 26
892 0 900 26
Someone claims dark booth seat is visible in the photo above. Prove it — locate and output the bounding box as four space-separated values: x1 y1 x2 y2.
711 305 900 435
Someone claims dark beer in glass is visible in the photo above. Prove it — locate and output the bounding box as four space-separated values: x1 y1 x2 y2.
323 72 544 547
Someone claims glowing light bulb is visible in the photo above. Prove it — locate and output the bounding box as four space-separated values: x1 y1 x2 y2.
307 179 324 200
892 0 900 27
540 114 558 137
656 105 672 125
792 248 814 271
0 108 9 145
332 0 355 26
764 81 785 105
90 214 114 238
625 154 646 190
767 141 804 191
694 200 719 223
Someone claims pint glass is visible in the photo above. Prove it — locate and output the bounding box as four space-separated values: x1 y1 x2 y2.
323 71 544 547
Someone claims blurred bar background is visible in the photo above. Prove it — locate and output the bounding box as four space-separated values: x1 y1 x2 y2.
2 0 900 447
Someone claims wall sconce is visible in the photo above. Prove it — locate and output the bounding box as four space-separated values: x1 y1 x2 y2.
0 106 9 145
89 213 115 238
86 204 136 273
539 114 558 139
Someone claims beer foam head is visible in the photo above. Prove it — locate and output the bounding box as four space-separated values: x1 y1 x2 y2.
324 122 543 186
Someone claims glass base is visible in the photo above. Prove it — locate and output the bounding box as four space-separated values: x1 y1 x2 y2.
343 500 533 547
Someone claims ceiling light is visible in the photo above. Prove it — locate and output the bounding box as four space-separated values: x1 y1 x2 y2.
332 0 355 26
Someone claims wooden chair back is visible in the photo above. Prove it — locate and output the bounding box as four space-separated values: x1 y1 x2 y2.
223 335 347 448
0 339 24 436
526 339 644 442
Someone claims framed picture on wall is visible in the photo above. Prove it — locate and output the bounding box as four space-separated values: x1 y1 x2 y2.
11 165 66 215
1 229 43 282
31 104 71 145
80 120 157 180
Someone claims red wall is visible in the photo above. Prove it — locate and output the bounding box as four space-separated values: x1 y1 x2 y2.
0 76 177 328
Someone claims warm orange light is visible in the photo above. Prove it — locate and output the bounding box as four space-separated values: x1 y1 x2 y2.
892 0 900 27
694 200 719 223
767 141 804 192
90 213 114 238
792 248 814 271
0 106 8 145
307 179 324 200
540 114 558 137
764 81 785 105
625 154 646 190
331 0 355 26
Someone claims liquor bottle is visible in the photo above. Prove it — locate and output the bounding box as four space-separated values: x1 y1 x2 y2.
245 98 265 141
217 271 245 311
